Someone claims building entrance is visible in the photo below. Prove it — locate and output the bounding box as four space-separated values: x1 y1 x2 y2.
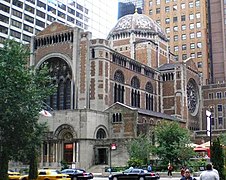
97 148 107 164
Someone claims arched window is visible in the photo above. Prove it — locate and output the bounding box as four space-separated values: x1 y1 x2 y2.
114 70 125 103
145 82 153 110
40 58 72 110
96 128 106 139
131 76 140 107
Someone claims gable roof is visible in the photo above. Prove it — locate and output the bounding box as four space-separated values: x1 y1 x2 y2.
137 108 184 122
36 21 74 36
105 102 184 122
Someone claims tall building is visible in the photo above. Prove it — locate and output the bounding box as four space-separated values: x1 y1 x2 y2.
0 0 118 46
118 0 144 19
208 0 226 83
144 0 209 84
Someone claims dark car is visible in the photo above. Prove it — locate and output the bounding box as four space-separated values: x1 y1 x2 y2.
109 168 160 180
61 168 93 180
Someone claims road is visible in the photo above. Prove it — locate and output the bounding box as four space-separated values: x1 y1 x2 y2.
94 177 200 180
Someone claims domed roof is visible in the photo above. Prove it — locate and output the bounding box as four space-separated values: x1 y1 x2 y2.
107 13 167 40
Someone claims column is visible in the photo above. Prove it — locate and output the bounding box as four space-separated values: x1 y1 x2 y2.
73 142 76 162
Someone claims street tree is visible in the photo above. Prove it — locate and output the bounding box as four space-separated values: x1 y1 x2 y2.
211 138 224 180
127 134 152 166
153 121 195 166
0 39 54 179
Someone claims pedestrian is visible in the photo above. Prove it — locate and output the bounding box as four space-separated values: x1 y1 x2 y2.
167 163 173 177
180 166 186 177
180 169 196 180
199 163 219 180
147 163 152 172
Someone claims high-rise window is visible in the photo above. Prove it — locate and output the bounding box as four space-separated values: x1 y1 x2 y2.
190 33 195 39
181 15 185 21
197 42 202 48
189 2 194 8
165 27 170 33
190 23 194 29
182 34 186 40
181 24 186 30
197 32 201 38
182 44 186 50
196 22 201 28
156 8 160 14
173 26 178 31
195 0 200 7
165 6 170 12
190 43 195 49
182 54 187 60
181 3 185 9
196 13 201 19
189 14 194 20
165 18 170 24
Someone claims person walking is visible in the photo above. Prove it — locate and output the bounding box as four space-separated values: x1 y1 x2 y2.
180 169 196 180
147 163 152 172
167 163 173 177
199 163 219 180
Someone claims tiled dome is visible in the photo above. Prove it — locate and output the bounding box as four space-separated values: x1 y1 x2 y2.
107 13 167 40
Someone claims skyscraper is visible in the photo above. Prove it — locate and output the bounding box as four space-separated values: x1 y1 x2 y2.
0 0 118 46
208 0 226 83
118 0 144 19
144 0 209 84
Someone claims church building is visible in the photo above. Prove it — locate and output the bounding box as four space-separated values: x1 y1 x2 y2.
29 13 201 169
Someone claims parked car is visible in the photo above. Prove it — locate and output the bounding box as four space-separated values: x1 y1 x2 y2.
19 169 70 180
61 168 94 180
109 168 160 180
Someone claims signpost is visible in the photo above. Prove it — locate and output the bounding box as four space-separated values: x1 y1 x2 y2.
206 110 212 157
109 143 117 174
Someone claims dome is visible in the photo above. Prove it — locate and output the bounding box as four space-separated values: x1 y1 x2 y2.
107 13 167 40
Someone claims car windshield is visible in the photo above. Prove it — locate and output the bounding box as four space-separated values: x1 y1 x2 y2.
48 170 61 175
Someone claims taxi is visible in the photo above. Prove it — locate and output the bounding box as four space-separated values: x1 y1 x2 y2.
8 171 22 180
18 169 70 180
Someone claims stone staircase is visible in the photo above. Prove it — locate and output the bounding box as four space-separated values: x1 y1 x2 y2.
87 165 107 175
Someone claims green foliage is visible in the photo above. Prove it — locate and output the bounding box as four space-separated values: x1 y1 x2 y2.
127 135 152 165
0 39 55 179
211 138 225 180
60 160 69 170
153 122 195 167
127 158 143 168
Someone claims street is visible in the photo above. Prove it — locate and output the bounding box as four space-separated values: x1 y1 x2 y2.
93 177 200 180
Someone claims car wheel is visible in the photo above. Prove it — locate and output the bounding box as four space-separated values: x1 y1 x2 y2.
113 177 118 180
139 177 144 180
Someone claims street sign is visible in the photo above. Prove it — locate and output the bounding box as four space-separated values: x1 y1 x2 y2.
111 143 117 150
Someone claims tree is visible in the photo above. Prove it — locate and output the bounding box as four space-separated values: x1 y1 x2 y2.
153 121 195 167
211 138 224 180
0 39 54 179
127 134 152 166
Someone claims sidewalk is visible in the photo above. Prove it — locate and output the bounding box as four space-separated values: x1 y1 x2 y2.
93 171 201 178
